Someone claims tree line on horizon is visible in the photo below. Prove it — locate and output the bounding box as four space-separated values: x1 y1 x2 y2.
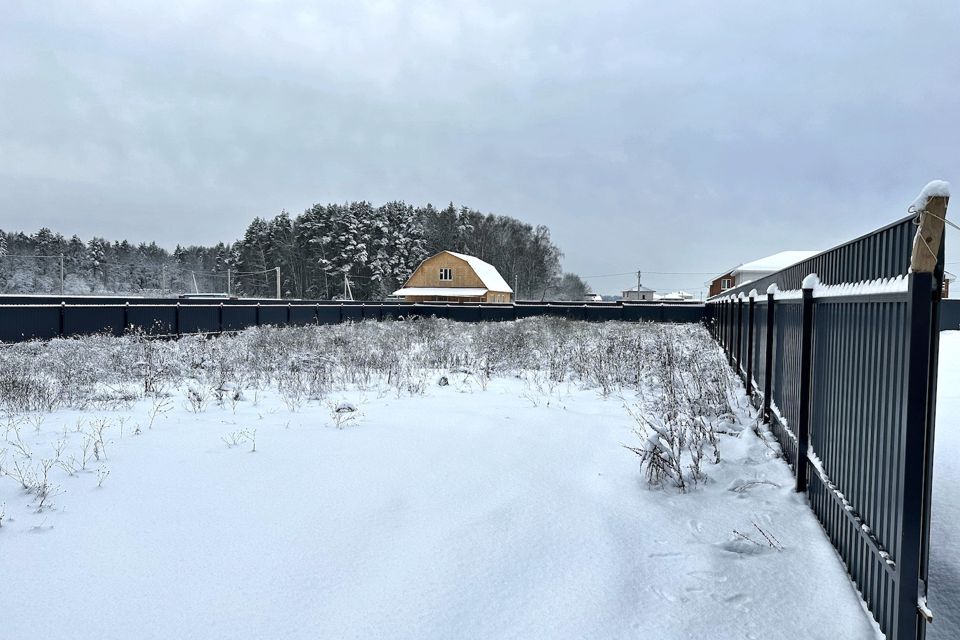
0 202 589 300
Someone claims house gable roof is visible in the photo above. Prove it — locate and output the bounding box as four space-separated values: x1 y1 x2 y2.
399 251 513 293
443 251 513 292
734 250 821 274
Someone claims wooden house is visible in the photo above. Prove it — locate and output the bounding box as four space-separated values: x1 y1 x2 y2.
392 251 514 303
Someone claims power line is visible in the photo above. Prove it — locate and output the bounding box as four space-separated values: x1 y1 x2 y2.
580 271 636 279
583 269 717 278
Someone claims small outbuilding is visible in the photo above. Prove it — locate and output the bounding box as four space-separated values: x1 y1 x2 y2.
392 251 514 303
622 285 656 301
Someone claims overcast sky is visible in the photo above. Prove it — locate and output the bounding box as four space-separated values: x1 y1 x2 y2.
2 1 958 296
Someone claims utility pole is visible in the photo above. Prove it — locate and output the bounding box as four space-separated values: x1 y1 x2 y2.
161 265 166 295
59 253 64 296
192 272 199 294
343 273 354 301
275 266 281 300
636 269 642 302
227 269 232 296
514 274 519 301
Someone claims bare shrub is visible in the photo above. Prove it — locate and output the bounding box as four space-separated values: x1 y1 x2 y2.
625 324 736 492
183 381 211 413
328 401 360 430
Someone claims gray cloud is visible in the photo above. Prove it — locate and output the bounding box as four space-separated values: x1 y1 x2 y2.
2 0 958 295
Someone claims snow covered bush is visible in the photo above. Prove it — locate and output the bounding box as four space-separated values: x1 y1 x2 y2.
0 320 736 486
624 325 737 491
0 318 732 418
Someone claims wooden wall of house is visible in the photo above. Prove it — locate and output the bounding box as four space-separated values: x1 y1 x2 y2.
406 254 485 289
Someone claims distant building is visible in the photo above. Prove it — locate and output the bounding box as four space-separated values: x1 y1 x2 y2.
392 251 513 303
945 271 955 298
622 285 655 301
708 250 820 297
583 293 603 302
656 290 695 301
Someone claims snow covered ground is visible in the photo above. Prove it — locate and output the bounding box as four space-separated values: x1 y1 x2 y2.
0 321 882 639
928 331 960 640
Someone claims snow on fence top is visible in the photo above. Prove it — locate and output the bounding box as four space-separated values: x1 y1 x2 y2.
809 275 910 298
712 274 911 302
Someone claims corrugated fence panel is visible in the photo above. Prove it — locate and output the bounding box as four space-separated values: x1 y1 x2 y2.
341 305 364 322
258 305 288 326
222 305 258 332
0 298 705 342
317 305 342 324
179 305 220 333
289 305 318 326
480 305 516 322
128 305 177 335
738 300 750 375
65 306 126 337
707 205 945 640
0 306 60 341
770 300 802 469
808 296 910 633
753 299 768 391
940 299 960 331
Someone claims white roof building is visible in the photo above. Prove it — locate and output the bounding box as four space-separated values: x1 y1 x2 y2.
655 290 696 301
621 285 656 301
711 250 821 293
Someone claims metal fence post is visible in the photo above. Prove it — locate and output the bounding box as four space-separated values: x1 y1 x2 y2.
893 271 936 640
175 302 181 337
796 280 814 493
287 303 292 326
746 292 755 395
219 302 224 334
256 303 261 327
59 301 66 338
123 302 129 335
763 290 775 423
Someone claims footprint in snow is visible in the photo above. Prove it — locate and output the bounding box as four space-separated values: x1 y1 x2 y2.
647 551 685 559
717 538 773 556
686 569 728 583
727 478 779 493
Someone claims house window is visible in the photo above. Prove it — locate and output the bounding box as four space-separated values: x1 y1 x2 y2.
721 278 731 290
439 268 453 281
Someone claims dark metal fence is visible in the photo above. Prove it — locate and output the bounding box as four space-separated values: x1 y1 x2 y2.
0 299 705 343
706 201 947 640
